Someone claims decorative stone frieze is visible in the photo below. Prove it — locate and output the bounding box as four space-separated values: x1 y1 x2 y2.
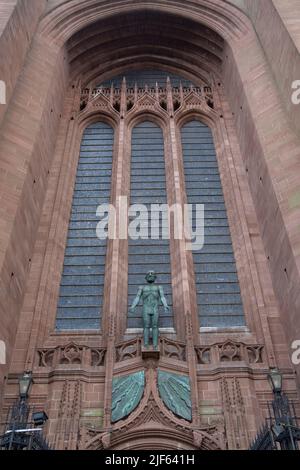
80 83 214 117
195 340 264 365
115 337 186 363
37 342 106 369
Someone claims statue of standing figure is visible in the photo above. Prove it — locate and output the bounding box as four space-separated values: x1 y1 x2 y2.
129 271 170 349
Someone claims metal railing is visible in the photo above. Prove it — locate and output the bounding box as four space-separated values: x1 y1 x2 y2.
0 399 51 450
250 394 300 450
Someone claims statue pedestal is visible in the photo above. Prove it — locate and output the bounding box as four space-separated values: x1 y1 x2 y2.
141 344 160 360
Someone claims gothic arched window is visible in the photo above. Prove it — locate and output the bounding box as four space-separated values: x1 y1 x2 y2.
181 120 245 327
128 121 173 329
56 122 114 330
55 70 246 332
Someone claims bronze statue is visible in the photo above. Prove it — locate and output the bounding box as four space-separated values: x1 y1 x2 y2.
129 271 170 348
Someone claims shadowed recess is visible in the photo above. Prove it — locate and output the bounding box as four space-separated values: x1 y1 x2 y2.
65 10 225 86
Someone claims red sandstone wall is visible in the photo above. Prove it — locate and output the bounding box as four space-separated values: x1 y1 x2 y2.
0 0 47 127
0 0 17 34
244 0 300 134
222 20 300 385
272 0 300 53
0 33 69 400
0 0 300 448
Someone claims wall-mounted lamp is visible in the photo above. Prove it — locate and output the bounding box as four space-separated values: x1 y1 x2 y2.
268 367 282 395
19 371 33 399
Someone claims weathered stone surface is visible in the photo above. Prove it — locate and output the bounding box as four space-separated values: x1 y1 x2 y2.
0 0 300 450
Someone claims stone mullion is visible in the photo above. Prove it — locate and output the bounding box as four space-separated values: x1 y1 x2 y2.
102 78 129 340
102 81 128 426
100 121 122 427
165 84 199 341
116 120 131 338
102 118 127 337
165 83 200 425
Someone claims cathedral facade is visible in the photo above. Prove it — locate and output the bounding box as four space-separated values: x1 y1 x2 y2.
0 0 300 450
